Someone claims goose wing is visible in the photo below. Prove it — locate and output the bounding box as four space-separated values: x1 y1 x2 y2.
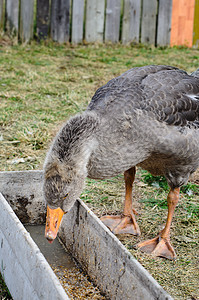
87 65 199 128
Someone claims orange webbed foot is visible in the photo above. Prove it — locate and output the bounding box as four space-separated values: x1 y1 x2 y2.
135 188 180 260
135 234 176 260
101 212 141 236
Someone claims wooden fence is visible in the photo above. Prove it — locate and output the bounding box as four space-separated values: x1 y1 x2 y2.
0 0 198 47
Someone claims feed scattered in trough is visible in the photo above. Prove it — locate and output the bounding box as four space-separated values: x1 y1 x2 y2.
26 225 106 299
52 267 106 299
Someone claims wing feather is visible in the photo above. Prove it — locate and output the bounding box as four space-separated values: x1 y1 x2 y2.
87 65 199 128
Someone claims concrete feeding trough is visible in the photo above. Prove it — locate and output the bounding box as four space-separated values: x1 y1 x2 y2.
0 171 173 300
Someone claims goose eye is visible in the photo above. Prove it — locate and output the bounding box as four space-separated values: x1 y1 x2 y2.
63 193 68 200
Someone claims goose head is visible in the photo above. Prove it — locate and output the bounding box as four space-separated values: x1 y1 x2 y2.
44 160 86 243
43 112 98 243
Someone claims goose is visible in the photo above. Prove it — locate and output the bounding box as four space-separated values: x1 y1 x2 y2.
43 65 199 260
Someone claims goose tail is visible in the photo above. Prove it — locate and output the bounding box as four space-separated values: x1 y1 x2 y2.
191 68 199 78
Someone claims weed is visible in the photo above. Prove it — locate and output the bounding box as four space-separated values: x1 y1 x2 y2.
141 171 169 190
181 182 199 195
141 171 199 197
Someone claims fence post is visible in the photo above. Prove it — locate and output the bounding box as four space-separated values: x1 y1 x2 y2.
71 0 84 44
20 0 34 43
170 0 195 47
122 0 141 44
141 0 158 45
50 0 71 43
5 0 19 38
36 0 50 40
85 0 105 43
0 0 4 31
105 0 121 43
193 0 199 47
157 0 172 46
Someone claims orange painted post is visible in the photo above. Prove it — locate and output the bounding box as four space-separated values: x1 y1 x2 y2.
193 0 199 47
170 0 195 47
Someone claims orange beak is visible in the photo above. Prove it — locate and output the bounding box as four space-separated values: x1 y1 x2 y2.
45 206 65 243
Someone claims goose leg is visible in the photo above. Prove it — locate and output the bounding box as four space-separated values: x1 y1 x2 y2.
136 187 180 260
100 167 141 236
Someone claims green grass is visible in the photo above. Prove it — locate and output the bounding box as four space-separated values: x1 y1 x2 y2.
0 41 199 299
141 172 199 215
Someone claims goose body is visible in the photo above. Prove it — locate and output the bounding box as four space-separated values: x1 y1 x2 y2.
44 65 199 259
89 68 198 183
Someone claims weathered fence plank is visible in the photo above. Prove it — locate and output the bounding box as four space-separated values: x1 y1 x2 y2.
157 0 172 46
36 0 50 40
85 0 105 43
105 0 121 43
0 0 4 31
20 0 34 43
122 0 141 44
0 0 197 48
141 0 158 45
71 0 84 43
6 0 19 37
51 0 71 43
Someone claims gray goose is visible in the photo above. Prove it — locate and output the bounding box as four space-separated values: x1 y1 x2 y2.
43 65 199 260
